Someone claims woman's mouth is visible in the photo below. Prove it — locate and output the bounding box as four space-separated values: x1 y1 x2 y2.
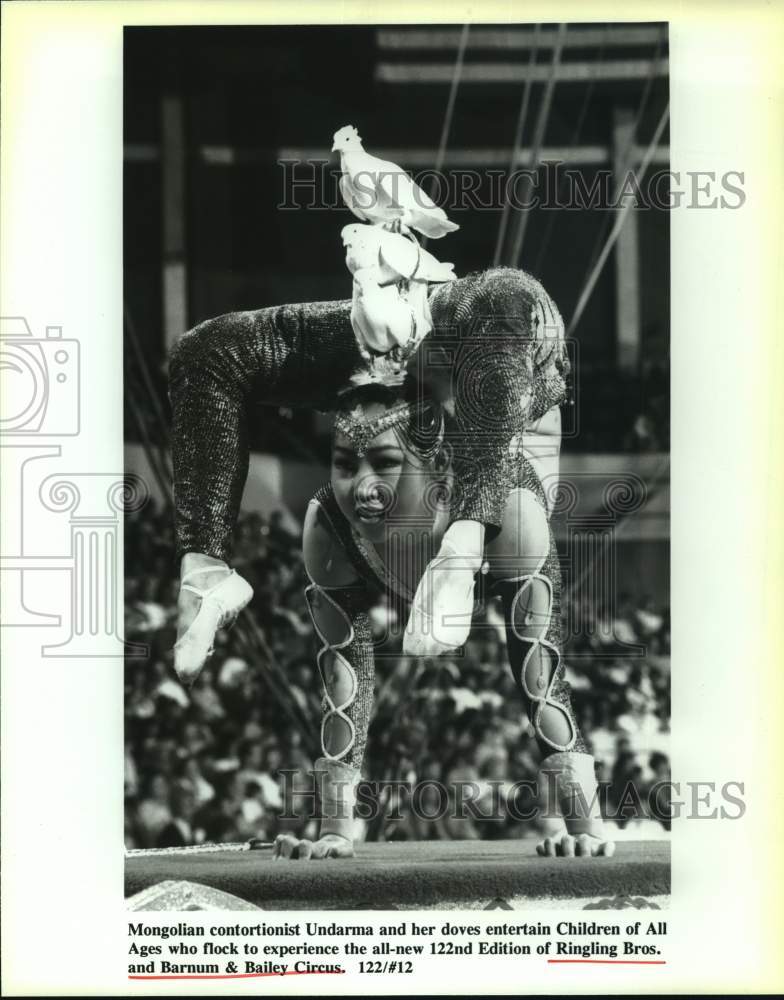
354 504 386 523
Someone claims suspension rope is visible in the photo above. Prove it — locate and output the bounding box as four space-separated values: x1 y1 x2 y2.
124 303 174 504
569 25 668 317
531 24 610 276
509 22 568 269
234 613 321 760
568 99 670 336
125 379 174 504
124 304 172 454
422 22 470 250
493 24 541 267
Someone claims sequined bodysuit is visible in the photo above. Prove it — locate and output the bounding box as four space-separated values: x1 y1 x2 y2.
168 266 583 769
169 267 569 562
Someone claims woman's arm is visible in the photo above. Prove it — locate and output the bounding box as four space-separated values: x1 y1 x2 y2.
273 498 376 860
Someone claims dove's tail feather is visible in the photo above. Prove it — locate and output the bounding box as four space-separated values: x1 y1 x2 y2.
434 266 457 281
415 217 460 239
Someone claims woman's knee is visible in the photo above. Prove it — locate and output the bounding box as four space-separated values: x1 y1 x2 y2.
485 488 550 577
303 500 359 587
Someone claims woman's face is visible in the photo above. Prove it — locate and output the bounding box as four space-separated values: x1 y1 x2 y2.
331 402 441 544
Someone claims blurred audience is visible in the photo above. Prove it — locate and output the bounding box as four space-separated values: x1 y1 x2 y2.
124 500 671 849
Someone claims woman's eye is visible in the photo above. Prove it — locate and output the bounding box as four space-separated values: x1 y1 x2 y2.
373 458 401 471
332 458 357 473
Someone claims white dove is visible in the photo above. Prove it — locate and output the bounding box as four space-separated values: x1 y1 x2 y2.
341 226 436 354
350 271 431 354
341 223 456 284
332 125 460 239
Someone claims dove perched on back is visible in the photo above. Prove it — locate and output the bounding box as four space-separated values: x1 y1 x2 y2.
349 270 431 355
341 223 456 284
332 125 460 239
341 224 453 354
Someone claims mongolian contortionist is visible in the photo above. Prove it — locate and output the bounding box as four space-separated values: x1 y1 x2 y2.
167 126 614 860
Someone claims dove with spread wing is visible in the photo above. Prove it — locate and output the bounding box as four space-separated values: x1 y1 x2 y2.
341 224 455 354
332 125 460 239
349 270 430 355
341 223 456 284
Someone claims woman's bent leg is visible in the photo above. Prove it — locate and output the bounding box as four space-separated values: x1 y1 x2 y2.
486 487 613 857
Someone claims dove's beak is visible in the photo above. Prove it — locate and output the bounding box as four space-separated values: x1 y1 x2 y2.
331 142 338 153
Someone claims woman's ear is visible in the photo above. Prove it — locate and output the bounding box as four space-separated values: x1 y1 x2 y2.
433 442 452 474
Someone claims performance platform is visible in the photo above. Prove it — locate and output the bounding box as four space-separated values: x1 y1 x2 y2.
125 840 670 911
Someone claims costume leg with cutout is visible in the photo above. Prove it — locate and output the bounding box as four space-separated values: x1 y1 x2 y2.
304 581 377 839
497 568 581 755
492 487 604 836
497 543 604 834
304 582 375 770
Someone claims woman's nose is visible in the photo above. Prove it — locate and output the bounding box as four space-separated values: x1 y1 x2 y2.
354 472 382 505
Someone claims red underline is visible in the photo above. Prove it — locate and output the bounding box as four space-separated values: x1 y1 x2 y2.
549 959 666 965
129 970 346 981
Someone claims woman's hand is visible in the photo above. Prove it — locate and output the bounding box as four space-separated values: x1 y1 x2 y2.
272 832 355 860
536 831 616 858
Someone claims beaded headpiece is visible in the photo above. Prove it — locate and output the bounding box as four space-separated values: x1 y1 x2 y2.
333 397 444 460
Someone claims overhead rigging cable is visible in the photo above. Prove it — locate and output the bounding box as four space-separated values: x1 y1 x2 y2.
234 614 320 759
568 99 670 336
125 385 172 504
124 304 172 455
422 22 470 251
123 304 173 504
493 23 541 267
569 25 668 317
509 22 568 269
531 24 610 277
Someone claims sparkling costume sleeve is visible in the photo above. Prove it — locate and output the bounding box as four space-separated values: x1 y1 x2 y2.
168 301 360 560
168 268 568 557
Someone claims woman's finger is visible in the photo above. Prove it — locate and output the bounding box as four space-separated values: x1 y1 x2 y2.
278 835 297 860
272 834 287 860
575 833 593 857
559 834 575 858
